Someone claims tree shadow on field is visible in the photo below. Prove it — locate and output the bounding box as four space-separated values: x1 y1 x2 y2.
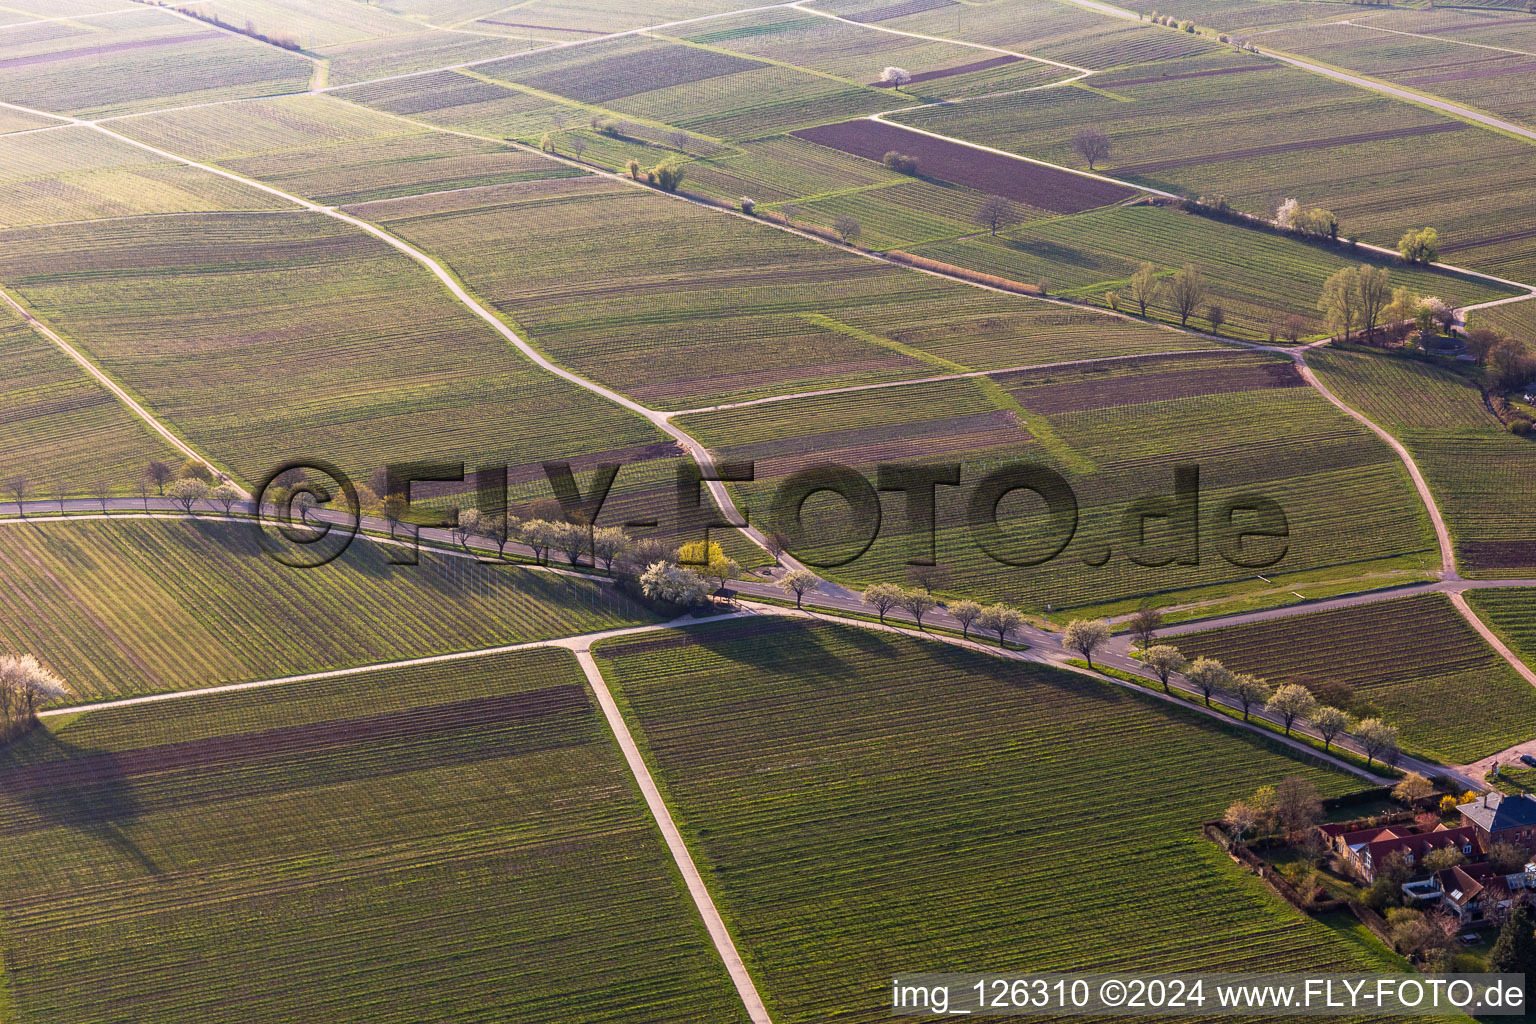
1 729 162 877
995 235 1104 272
29 522 97 572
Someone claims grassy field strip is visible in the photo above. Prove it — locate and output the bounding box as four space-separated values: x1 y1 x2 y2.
667 347 1218 415
38 612 743 721
0 284 240 494
792 0 1093 74
573 647 774 1024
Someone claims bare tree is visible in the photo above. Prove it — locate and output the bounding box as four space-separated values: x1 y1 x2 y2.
91 478 111 515
832 214 861 245
1168 265 1207 328
570 134 587 161
5 474 26 515
1071 127 1112 170
974 194 1021 236
1128 603 1162 649
145 460 173 495
1206 303 1226 334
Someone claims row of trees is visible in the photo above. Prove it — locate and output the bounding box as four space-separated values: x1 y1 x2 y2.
0 654 68 744
1106 261 1215 330
3 457 243 516
1134 644 1401 765
1467 327 1536 404
1275 198 1341 243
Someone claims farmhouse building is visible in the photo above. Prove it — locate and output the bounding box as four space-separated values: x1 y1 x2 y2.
1457 791 1536 849
1325 823 1480 882
1433 863 1506 925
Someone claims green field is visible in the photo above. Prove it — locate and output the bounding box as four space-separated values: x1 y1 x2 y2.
113 95 583 205
1176 593 1536 764
1473 298 1536 343
1308 347 1536 575
364 175 1190 408
0 126 290 229
0 303 179 498
889 49 1536 284
0 209 675 492
830 0 1223 70
912 204 1512 340
0 520 656 700
0 10 314 117
0 646 748 1023
677 349 1435 609
593 617 1405 1023
1255 14 1536 132
1467 588 1536 675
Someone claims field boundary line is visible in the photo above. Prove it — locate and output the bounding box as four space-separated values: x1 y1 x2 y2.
38 614 735 720
669 348 1220 415
573 646 775 1024
0 6 151 29
318 1 800 93
864 113 1179 198
1342 18 1536 58
0 284 244 496
1050 0 1536 143
791 0 1093 74
135 1 325 68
